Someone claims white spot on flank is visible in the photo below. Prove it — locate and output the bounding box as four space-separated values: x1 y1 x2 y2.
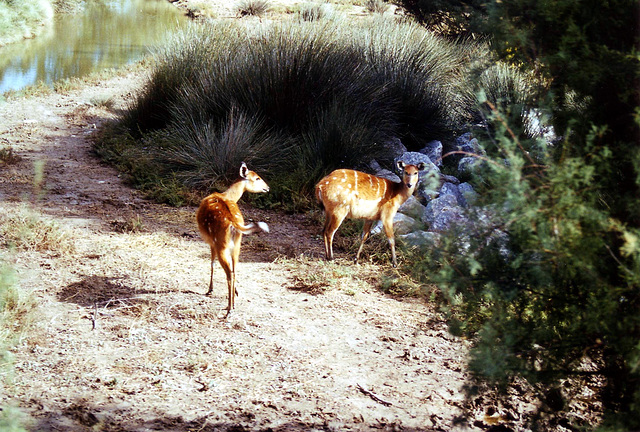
342 178 346 183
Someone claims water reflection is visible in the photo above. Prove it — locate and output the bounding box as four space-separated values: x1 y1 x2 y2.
0 0 188 93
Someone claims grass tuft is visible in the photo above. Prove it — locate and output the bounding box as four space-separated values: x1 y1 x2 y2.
365 0 389 14
236 0 271 17
297 2 330 21
0 147 22 165
0 205 75 254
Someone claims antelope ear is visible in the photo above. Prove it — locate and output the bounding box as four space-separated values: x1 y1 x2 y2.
417 162 426 171
239 162 248 179
396 160 405 171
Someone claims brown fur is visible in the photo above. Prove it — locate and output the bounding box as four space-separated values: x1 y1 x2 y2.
315 161 424 267
196 163 269 316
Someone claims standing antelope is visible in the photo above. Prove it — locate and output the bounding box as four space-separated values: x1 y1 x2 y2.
315 161 425 267
197 162 270 316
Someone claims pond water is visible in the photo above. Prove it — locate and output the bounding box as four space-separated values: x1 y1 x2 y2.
0 0 189 93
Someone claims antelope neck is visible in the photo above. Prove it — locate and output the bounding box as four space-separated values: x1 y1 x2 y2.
222 180 246 202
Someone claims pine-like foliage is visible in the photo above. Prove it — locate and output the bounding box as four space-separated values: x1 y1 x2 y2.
413 0 640 429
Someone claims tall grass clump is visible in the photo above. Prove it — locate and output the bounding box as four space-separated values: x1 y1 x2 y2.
296 2 331 21
102 18 483 204
236 0 271 17
0 0 53 46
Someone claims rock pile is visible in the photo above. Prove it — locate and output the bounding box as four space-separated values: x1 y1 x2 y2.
368 135 482 249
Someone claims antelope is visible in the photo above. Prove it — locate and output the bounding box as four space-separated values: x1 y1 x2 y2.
315 161 425 267
196 162 270 316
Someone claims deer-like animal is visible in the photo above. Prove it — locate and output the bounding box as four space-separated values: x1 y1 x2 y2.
197 162 270 316
315 161 425 267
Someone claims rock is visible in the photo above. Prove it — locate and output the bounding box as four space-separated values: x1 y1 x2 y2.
375 169 400 183
454 133 483 154
440 173 460 185
398 230 441 248
458 156 481 175
422 194 467 232
422 194 459 225
392 213 422 235
458 182 477 207
439 182 463 205
419 140 443 167
385 137 408 159
429 209 467 232
371 213 422 236
367 159 383 173
398 195 426 220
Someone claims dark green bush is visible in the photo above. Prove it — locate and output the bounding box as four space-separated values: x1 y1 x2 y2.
391 0 486 37
102 18 485 203
408 0 640 428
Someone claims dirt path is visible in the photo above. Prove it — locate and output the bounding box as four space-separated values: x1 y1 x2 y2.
0 25 487 432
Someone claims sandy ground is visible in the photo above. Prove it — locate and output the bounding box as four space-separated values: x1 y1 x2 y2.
0 2 521 431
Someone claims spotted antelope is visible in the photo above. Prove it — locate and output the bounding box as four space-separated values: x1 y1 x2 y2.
315 161 425 267
196 163 269 316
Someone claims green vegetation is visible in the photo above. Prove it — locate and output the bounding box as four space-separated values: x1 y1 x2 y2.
97 18 491 206
403 0 640 429
0 0 135 46
0 208 49 432
391 0 485 37
0 0 53 46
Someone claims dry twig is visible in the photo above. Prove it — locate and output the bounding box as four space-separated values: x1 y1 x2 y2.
356 383 393 406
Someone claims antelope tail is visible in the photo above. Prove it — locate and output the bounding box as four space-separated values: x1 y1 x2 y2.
232 221 270 235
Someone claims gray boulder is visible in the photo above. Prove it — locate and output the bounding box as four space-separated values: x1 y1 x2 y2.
422 194 467 233
371 212 422 236
422 194 459 225
385 137 408 159
398 195 426 220
419 140 443 167
439 182 465 207
398 230 441 249
458 182 477 207
458 156 482 175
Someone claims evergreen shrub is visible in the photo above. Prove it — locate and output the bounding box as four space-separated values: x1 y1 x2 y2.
408 0 640 427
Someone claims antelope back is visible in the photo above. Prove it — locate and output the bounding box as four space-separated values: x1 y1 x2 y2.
197 194 241 240
316 169 392 204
